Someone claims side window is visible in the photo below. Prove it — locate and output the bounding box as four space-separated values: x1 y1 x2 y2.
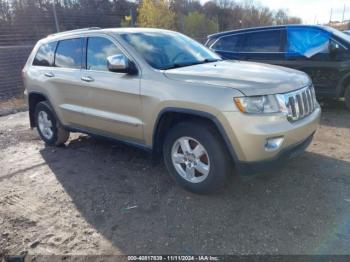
87 37 122 71
329 39 347 54
55 38 83 69
33 41 57 66
212 34 243 52
286 28 330 58
243 30 282 52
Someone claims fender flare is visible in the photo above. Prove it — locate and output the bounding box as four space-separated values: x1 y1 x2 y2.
152 107 240 164
336 72 350 98
28 91 61 128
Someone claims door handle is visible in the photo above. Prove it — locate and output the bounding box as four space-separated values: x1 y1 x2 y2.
81 76 94 82
44 72 54 78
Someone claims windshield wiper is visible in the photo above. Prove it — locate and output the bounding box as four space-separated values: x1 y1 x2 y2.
198 58 221 64
160 63 189 70
160 61 200 70
160 58 221 70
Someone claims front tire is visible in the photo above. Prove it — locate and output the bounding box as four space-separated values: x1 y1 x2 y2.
34 101 69 146
163 122 232 194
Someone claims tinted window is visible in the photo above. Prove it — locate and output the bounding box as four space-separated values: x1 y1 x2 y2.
55 38 82 69
87 37 122 71
33 41 57 66
243 30 281 52
287 28 330 57
212 34 242 52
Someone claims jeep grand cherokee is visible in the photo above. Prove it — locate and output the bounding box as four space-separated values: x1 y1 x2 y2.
23 28 321 193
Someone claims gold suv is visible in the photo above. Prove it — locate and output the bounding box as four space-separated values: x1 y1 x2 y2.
23 28 321 193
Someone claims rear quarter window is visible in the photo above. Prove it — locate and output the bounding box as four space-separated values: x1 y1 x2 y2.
54 38 83 69
33 41 57 67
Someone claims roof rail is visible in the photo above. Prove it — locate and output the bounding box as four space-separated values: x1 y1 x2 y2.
48 27 102 37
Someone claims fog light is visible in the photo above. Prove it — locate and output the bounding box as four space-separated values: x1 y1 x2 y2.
265 137 284 151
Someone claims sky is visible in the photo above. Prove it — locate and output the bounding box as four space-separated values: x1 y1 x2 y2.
200 0 349 24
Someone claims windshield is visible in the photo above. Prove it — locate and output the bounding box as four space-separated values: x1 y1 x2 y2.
120 31 221 70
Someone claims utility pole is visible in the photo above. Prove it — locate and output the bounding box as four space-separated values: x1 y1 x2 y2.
216 15 219 32
52 0 60 32
180 15 184 33
130 9 134 27
342 4 346 23
329 8 333 25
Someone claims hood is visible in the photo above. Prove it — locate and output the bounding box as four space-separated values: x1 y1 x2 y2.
164 60 310 96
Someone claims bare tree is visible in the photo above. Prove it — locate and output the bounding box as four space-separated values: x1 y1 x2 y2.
0 0 302 43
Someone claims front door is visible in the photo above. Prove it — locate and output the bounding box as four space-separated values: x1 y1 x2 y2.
77 36 143 142
279 27 347 97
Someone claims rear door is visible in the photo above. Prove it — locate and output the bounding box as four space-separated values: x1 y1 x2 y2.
48 37 87 127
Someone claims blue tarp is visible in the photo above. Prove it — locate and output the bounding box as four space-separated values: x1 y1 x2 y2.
286 27 331 58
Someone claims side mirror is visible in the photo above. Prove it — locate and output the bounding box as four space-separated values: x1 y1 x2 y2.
107 54 137 75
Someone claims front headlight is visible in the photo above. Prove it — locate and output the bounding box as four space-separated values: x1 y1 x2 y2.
234 95 280 114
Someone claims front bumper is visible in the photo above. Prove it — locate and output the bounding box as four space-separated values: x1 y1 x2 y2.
236 132 314 175
217 104 321 163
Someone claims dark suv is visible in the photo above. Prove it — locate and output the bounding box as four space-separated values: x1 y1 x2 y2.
206 25 350 109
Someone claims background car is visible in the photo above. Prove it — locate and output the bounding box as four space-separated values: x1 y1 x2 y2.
206 25 350 110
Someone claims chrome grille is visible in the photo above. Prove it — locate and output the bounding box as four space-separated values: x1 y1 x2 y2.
280 85 317 122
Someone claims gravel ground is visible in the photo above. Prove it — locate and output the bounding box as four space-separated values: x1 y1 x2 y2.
0 100 350 258
0 97 27 117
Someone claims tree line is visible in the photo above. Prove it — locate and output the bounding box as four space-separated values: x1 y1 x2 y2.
0 0 302 44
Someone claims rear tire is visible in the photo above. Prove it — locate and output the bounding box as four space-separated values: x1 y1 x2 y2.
34 101 69 146
345 86 350 111
163 122 232 194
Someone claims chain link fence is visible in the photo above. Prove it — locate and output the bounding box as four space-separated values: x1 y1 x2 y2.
0 7 209 102
0 45 32 100
0 8 132 101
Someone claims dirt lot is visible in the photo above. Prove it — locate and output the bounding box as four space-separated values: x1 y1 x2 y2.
0 100 350 258
0 97 27 117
